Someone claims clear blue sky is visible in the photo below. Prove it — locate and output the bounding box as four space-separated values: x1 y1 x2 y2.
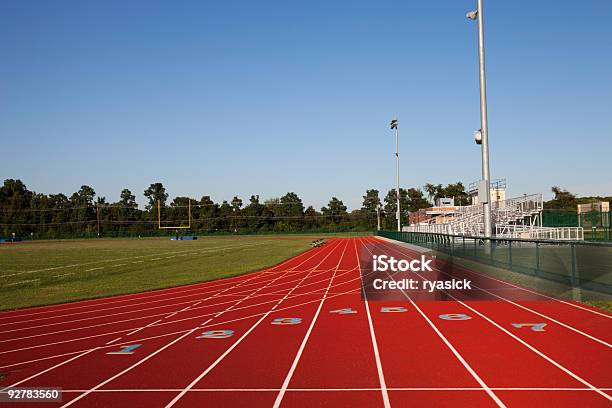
1 0 611 210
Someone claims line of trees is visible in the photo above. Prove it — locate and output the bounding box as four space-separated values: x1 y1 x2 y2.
2 179 476 238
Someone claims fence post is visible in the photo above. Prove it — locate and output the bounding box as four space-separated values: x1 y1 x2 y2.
570 243 582 302
508 240 513 270
535 241 540 275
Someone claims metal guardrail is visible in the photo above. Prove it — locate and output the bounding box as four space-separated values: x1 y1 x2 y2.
378 230 612 296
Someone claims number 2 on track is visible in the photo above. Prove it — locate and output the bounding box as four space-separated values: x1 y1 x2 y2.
197 330 234 339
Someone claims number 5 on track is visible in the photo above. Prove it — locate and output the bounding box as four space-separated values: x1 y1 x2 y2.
330 308 357 314
271 317 302 325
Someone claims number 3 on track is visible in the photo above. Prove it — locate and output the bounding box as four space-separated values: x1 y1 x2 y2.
271 317 302 325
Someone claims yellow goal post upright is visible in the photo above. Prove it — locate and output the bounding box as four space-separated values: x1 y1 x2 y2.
157 199 192 229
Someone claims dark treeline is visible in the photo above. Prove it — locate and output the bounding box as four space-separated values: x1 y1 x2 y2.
0 179 466 239
544 186 612 210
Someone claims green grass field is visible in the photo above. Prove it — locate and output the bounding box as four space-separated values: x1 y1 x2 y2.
0 235 341 310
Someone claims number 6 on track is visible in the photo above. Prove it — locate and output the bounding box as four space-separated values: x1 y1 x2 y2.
271 317 302 325
512 323 546 332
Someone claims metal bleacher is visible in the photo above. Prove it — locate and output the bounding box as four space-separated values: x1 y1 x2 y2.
405 193 584 241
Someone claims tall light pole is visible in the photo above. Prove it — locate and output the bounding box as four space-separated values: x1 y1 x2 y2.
390 118 400 232
467 0 492 238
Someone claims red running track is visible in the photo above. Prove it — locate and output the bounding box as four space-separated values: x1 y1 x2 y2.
0 237 611 407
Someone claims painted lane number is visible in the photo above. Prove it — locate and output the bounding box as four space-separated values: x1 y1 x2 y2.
512 323 547 332
107 344 141 355
330 308 357 314
271 317 302 325
439 314 471 320
381 307 407 313
197 330 234 339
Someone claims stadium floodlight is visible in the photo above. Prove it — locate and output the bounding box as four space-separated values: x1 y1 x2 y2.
474 129 482 144
390 118 400 232
467 0 493 239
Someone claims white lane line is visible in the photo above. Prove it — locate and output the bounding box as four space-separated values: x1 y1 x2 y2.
102 262 281 347
125 319 162 337
57 273 278 408
59 329 200 407
355 238 391 408
131 261 144 264
0 249 347 352
57 387 612 392
0 250 359 369
58 241 341 408
0 268 320 334
0 286 365 370
105 337 123 345
362 241 506 408
378 237 612 319
0 348 100 392
111 264 127 268
452 298 612 403
384 272 506 407
378 241 612 348
273 239 350 408
0 242 312 323
377 241 612 404
165 240 344 408
0 265 362 357
85 267 103 272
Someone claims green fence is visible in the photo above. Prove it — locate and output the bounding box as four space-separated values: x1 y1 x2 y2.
377 230 612 296
543 209 612 241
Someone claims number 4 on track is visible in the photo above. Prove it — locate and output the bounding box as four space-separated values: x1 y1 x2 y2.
107 344 141 355
512 323 547 332
330 308 357 314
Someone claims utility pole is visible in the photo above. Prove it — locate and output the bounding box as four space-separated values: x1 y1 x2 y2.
390 118 400 232
376 205 381 231
96 203 100 238
467 0 493 238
